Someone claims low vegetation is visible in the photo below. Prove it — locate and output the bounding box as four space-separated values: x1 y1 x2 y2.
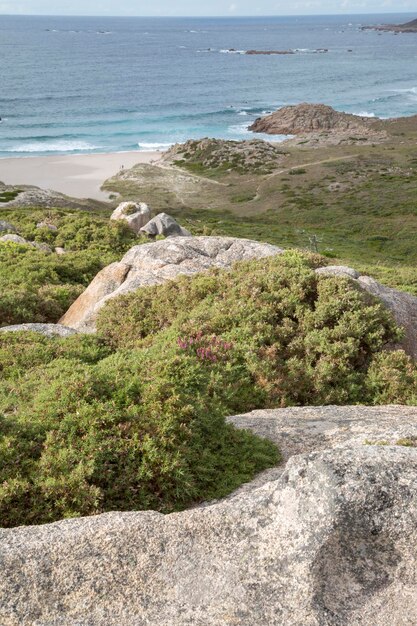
0 209 138 325
104 135 417 294
165 138 287 176
1 252 415 527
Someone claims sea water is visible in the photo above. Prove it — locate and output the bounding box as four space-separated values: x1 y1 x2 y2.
1 13 417 157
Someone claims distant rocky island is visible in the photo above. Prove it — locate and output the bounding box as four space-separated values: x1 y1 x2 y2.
362 18 417 33
224 48 329 55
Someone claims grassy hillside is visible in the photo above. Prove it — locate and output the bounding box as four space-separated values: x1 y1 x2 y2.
103 132 417 293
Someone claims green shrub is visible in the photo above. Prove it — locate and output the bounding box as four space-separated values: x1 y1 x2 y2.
0 209 138 326
97 251 411 407
0 331 279 527
0 251 415 528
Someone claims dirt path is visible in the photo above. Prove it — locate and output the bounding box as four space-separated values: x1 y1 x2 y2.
252 154 359 202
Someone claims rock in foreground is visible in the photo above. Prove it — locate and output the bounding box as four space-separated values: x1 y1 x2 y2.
1 405 416 626
59 236 283 332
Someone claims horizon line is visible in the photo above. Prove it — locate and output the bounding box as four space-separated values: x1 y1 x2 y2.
0 11 416 18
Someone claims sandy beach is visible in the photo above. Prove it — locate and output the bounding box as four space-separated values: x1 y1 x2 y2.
0 151 162 201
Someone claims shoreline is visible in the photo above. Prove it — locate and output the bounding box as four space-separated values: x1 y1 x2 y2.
0 150 163 201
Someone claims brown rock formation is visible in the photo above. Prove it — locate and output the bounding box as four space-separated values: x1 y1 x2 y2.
249 103 378 135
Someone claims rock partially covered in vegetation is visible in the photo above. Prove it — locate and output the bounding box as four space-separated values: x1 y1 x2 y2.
1 406 417 625
0 220 17 233
0 234 27 244
163 138 287 175
317 265 417 359
110 201 151 234
60 236 283 332
0 323 78 338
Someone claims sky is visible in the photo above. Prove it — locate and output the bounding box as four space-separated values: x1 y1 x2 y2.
0 0 417 16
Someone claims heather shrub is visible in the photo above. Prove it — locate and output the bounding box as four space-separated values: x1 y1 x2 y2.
0 331 278 527
1 251 415 528
97 251 412 406
0 209 138 326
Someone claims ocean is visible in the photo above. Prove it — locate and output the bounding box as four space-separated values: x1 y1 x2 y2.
1 13 417 157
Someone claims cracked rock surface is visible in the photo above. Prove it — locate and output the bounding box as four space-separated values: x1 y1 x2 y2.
0 406 416 626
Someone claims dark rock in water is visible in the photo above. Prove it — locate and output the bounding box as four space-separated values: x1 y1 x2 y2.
0 405 416 625
245 49 295 55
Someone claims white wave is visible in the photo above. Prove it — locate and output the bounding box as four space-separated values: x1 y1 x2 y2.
352 110 377 118
238 111 249 116
7 140 99 153
220 49 246 55
137 142 173 151
228 122 291 142
261 110 273 116
391 87 417 95
228 122 252 134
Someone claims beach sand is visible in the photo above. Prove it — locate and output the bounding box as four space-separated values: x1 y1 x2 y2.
0 151 162 201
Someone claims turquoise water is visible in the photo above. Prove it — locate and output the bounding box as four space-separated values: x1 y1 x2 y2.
1 13 417 157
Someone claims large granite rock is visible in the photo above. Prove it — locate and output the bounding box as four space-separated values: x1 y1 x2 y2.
316 266 417 359
1 405 416 626
140 212 192 238
110 201 151 234
59 236 283 332
0 323 78 338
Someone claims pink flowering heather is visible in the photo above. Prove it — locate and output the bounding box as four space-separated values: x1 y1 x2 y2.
177 332 233 362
